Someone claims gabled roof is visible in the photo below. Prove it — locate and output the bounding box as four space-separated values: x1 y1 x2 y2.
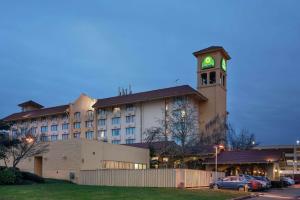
18 100 44 109
204 149 284 164
93 85 207 108
193 46 231 60
2 105 69 122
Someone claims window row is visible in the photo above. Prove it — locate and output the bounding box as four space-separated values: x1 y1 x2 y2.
97 104 135 116
98 115 135 126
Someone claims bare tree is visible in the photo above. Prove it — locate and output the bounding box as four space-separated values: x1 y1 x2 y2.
227 127 258 150
145 97 199 168
3 126 49 168
198 115 228 146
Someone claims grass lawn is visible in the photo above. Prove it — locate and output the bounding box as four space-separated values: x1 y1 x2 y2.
0 180 246 200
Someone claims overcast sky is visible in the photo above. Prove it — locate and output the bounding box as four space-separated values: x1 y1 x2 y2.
1 0 300 145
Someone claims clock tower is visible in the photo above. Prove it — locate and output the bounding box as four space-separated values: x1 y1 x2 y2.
193 46 231 129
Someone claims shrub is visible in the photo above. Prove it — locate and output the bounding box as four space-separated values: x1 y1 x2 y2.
0 168 17 185
21 171 45 183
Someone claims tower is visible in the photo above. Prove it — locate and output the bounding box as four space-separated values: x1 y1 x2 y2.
193 46 231 128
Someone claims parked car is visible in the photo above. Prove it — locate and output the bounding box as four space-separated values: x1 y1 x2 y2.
253 176 271 189
210 176 252 191
281 177 295 186
239 174 262 191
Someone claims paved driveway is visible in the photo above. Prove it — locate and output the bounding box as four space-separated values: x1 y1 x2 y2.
253 185 300 200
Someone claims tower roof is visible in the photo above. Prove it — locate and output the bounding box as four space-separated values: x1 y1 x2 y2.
193 46 231 60
18 100 44 109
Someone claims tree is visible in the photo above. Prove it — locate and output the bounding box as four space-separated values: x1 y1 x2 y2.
145 97 199 168
227 127 258 150
1 126 49 168
198 115 228 146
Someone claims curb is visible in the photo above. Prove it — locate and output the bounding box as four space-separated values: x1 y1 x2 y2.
230 194 259 200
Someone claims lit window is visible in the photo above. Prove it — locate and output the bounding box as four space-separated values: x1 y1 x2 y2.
126 127 135 135
112 117 120 125
85 131 94 140
113 107 120 113
112 129 120 136
51 125 58 131
98 130 107 138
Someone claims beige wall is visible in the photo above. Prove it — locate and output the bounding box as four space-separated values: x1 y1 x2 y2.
3 139 149 183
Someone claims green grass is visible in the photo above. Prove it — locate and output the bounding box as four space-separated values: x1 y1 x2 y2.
0 180 245 200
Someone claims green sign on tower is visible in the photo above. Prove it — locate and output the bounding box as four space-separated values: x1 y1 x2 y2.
221 58 227 72
201 56 215 69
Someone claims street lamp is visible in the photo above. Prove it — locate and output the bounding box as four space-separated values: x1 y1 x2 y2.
214 144 224 181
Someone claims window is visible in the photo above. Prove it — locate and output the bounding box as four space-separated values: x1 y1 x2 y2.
31 119 37 124
51 125 58 131
223 75 226 87
74 132 81 139
98 109 106 115
98 119 106 126
51 135 58 141
12 130 18 137
98 130 107 138
41 117 47 123
21 128 26 134
126 127 135 135
113 107 120 113
40 136 48 142
112 117 120 125
62 134 69 140
74 112 80 119
112 129 120 136
126 139 135 144
85 131 94 140
62 114 68 121
126 104 134 111
201 73 207 85
126 115 135 123
51 116 58 121
31 127 37 134
209 71 216 84
112 140 120 144
85 121 93 128
41 126 48 133
87 110 93 118
74 122 81 129
62 123 69 130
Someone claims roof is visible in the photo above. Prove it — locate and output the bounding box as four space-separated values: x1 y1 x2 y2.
93 85 207 108
2 105 69 122
18 100 44 109
204 149 284 164
193 46 231 60
124 141 178 150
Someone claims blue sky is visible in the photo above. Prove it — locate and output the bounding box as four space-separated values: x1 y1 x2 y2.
1 0 300 145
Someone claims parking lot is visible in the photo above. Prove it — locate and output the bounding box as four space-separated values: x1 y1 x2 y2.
253 185 300 200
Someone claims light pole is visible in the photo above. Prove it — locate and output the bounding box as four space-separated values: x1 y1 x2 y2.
215 144 224 181
293 140 299 180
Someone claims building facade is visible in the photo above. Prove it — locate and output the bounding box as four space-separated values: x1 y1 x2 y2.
3 46 230 145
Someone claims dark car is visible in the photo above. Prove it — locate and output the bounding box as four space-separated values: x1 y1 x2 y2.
210 176 252 191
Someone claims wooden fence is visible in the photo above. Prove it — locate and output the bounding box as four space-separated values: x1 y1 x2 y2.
79 169 224 188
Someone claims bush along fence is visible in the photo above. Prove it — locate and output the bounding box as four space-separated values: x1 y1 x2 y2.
79 169 224 188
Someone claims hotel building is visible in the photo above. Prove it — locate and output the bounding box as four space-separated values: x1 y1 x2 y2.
3 46 230 145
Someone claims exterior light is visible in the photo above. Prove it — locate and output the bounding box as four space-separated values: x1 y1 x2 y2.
297 140 300 145
274 169 278 173
25 137 34 144
163 157 169 162
252 141 255 145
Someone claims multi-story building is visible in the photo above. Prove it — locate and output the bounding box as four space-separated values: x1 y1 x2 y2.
3 46 230 145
